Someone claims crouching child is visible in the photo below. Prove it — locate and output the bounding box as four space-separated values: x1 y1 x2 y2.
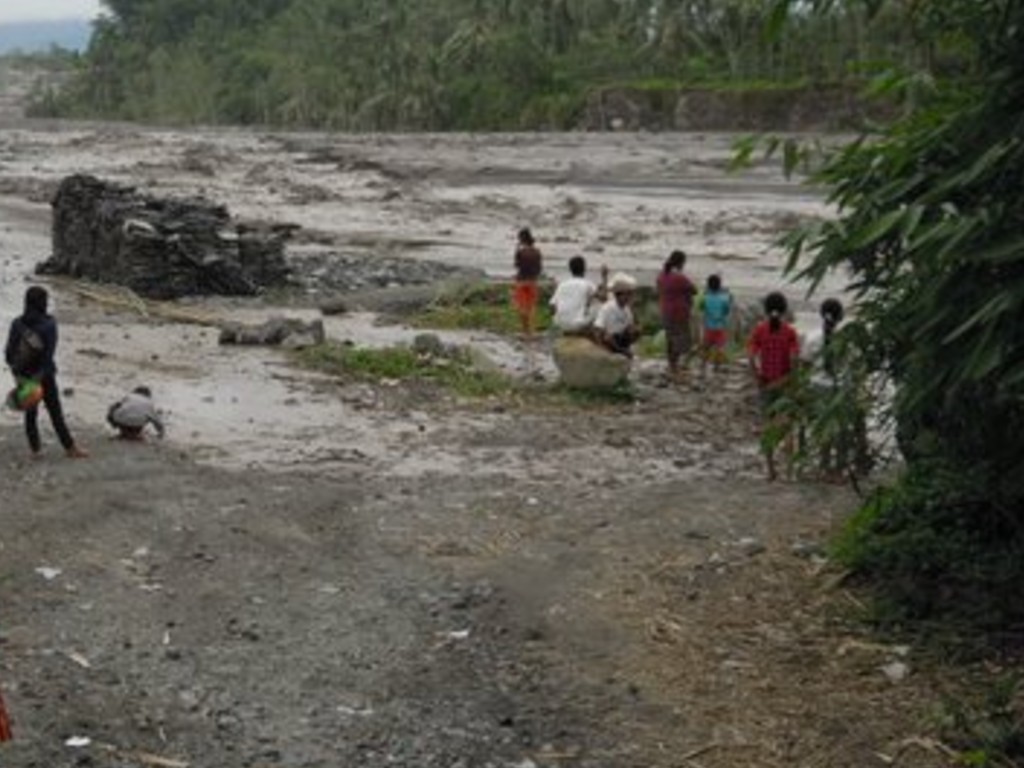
108 386 165 440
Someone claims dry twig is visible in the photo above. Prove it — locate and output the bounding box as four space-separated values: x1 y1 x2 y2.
51 278 222 327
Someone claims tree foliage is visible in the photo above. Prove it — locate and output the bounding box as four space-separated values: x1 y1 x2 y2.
51 0 941 129
782 0 1024 625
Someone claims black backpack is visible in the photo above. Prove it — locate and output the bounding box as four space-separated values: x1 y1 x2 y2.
9 320 45 377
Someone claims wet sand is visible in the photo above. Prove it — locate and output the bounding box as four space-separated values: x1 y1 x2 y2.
0 121 838 472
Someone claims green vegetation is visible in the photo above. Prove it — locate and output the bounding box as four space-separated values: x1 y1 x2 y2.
294 340 637 406
937 675 1024 767
412 282 553 336
635 330 667 360
41 0 954 129
0 49 80 119
777 0 1024 631
294 342 512 398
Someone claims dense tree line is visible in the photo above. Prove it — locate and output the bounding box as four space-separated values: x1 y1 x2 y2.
46 0 944 129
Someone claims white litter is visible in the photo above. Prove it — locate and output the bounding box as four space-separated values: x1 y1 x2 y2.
881 661 909 683
337 705 375 717
65 651 92 669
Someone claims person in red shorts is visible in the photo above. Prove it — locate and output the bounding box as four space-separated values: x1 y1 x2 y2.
697 273 733 377
0 689 11 741
512 227 543 339
748 291 800 480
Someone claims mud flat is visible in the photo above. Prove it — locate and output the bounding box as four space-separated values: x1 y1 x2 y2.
0 122 977 768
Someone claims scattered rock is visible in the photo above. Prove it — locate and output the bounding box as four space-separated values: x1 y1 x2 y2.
790 540 826 559
412 333 447 358
280 332 320 350
881 661 909 683
219 317 325 348
293 251 483 296
735 537 766 557
320 298 349 316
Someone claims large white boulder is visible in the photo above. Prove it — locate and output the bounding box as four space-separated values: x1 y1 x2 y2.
552 336 630 389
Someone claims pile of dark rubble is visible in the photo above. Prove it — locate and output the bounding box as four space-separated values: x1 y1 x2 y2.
40 174 295 300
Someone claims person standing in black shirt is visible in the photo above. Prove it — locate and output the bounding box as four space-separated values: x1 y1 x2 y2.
5 286 87 459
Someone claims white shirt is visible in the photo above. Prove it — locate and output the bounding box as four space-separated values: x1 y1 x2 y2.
593 299 634 336
801 328 834 388
549 277 596 331
109 392 165 435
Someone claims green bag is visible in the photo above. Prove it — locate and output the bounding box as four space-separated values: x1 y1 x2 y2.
6 377 44 411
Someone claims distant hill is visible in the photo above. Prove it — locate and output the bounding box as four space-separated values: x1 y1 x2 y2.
0 19 92 54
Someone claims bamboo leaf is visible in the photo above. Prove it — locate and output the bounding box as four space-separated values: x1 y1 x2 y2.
973 237 1024 265
942 293 1013 344
846 209 906 249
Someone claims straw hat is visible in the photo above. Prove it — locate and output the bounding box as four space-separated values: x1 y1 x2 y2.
609 273 637 293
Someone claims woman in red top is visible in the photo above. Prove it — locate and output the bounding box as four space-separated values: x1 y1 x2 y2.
747 291 800 480
656 250 696 381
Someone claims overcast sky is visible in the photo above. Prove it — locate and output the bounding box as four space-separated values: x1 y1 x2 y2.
0 0 103 23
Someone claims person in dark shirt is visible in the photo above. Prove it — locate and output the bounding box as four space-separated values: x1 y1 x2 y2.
512 227 543 339
5 286 87 459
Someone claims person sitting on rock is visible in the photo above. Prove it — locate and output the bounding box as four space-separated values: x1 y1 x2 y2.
549 255 607 335
107 385 165 441
594 274 640 357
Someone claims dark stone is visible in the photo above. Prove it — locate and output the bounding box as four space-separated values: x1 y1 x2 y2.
412 333 446 357
320 298 349 316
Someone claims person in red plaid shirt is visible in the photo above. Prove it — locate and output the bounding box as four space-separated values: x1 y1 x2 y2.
747 291 800 480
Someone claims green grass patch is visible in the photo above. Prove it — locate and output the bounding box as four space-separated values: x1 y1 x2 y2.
295 341 642 407
412 304 552 335
636 330 667 360
294 342 512 398
411 280 553 336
